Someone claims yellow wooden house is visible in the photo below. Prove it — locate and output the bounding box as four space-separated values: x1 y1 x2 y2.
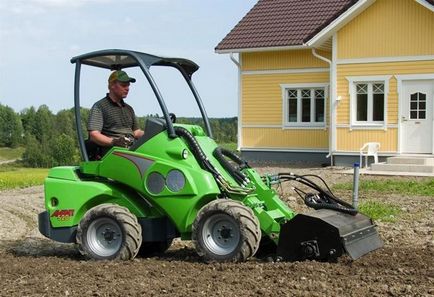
216 0 434 165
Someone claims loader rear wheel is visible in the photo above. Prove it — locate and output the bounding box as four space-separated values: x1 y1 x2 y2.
76 203 142 260
192 200 261 262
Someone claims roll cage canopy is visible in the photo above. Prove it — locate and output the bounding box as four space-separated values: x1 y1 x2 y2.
70 49 212 162
71 49 200 78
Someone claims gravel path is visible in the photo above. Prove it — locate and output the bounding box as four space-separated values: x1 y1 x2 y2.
0 166 433 297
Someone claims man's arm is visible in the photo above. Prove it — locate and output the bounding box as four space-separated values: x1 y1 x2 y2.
89 130 114 147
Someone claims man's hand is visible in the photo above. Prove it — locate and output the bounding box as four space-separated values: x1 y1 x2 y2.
112 136 133 147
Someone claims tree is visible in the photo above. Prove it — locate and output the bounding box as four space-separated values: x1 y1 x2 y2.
20 106 38 138
34 105 55 142
50 133 79 166
55 110 75 139
71 107 90 141
0 103 23 147
22 134 52 168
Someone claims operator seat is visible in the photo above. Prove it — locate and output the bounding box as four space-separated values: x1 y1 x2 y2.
85 138 110 161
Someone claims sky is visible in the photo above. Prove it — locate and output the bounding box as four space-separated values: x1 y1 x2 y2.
0 0 257 118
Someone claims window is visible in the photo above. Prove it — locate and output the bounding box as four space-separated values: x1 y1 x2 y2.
347 76 390 128
282 85 327 127
410 92 426 119
355 82 384 122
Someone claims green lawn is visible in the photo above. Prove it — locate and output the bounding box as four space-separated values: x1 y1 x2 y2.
358 201 402 222
0 147 25 161
333 178 434 222
333 179 434 197
0 167 48 190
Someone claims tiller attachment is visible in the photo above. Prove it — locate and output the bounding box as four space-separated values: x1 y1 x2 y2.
276 209 383 261
273 173 383 262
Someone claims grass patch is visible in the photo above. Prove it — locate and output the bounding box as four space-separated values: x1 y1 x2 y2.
358 201 401 222
333 179 434 197
0 168 48 190
0 147 25 161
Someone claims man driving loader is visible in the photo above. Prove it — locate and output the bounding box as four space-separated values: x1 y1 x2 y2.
87 70 144 159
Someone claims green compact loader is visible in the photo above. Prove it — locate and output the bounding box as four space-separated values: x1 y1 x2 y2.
38 49 383 262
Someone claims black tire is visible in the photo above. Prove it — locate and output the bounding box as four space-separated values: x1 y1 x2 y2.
138 239 173 257
192 200 261 262
76 203 142 260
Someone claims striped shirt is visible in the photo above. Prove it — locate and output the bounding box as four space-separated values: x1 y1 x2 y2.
88 94 139 138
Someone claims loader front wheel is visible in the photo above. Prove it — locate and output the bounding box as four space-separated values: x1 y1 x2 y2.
192 200 261 262
76 204 142 260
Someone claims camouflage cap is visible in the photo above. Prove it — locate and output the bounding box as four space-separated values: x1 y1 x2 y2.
108 70 136 84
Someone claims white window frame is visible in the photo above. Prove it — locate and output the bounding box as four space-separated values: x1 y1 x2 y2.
346 75 391 130
281 83 329 128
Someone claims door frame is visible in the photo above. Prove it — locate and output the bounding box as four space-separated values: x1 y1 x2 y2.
396 73 434 154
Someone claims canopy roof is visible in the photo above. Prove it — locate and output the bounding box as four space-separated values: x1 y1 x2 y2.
71 49 200 77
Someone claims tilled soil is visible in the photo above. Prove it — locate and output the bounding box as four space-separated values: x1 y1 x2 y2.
0 166 433 297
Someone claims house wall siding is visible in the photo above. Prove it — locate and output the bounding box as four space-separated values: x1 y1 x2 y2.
241 50 330 71
243 127 328 149
240 50 330 150
242 72 330 124
336 128 398 152
338 0 434 59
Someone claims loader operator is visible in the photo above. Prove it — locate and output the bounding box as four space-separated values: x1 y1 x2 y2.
87 70 144 158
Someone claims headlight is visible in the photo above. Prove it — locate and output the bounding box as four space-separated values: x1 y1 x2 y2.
146 172 165 194
166 169 185 192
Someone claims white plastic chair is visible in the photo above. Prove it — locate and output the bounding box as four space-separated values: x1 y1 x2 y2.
359 142 380 168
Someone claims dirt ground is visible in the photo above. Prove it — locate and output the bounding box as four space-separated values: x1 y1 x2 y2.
0 165 433 297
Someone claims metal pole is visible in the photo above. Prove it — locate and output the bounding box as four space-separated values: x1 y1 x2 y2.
175 64 213 139
73 61 88 162
352 162 360 209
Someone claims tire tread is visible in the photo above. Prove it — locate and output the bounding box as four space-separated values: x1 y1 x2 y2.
76 203 142 260
192 199 261 262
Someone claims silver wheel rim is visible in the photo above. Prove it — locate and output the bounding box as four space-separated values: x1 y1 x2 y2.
201 213 240 256
86 217 123 257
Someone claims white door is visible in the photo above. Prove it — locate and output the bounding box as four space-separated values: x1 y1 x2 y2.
401 80 434 154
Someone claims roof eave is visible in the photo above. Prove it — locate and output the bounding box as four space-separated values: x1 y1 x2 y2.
215 44 310 54
305 0 376 47
415 0 434 12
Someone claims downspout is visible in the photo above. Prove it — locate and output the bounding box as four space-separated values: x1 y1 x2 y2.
230 53 242 151
230 52 240 68
312 48 334 165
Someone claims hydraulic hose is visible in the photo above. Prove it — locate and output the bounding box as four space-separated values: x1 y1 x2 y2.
304 193 358 215
217 147 249 168
213 147 249 186
174 127 219 177
279 173 354 209
174 127 254 195
277 172 358 215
